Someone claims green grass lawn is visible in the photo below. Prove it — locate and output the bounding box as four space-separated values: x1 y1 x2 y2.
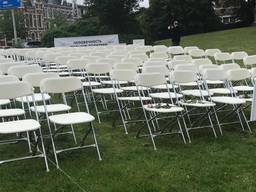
156 26 256 55
1 26 256 192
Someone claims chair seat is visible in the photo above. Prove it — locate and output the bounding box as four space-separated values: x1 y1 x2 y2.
211 96 246 105
0 109 25 117
16 93 51 103
0 99 10 106
206 80 224 85
0 119 40 134
92 88 123 94
151 84 178 90
101 80 128 85
149 92 183 99
143 103 184 113
179 100 216 107
121 86 149 91
182 90 212 97
49 112 95 125
118 96 152 101
30 104 71 113
179 82 199 86
59 72 70 76
233 86 254 92
210 88 237 95
83 81 101 87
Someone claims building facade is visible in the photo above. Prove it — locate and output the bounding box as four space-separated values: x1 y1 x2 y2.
23 0 83 41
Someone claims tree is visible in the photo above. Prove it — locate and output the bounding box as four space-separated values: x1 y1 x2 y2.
140 0 221 43
0 10 26 41
87 0 141 34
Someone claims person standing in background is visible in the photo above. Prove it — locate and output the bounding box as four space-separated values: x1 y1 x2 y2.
168 20 182 46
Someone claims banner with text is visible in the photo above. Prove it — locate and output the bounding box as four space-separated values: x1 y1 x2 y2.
54 34 119 47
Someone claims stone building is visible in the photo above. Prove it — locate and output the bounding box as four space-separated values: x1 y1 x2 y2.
22 0 83 41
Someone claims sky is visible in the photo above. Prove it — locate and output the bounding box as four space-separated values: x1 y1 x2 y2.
139 0 149 8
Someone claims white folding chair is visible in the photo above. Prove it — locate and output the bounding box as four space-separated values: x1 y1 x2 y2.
243 55 256 68
214 52 232 64
171 70 220 139
40 77 102 168
231 51 248 63
135 73 187 150
202 68 251 133
189 49 205 58
0 81 49 171
86 63 123 123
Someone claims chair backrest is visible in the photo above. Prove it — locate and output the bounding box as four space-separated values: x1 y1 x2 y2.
23 72 59 87
129 54 148 62
8 65 42 79
122 58 143 67
55 56 76 65
153 45 167 52
214 52 232 63
0 62 24 74
173 55 193 62
205 49 221 57
250 68 256 78
169 60 191 69
0 81 33 99
184 46 199 54
167 46 184 55
220 63 240 71
199 64 219 74
40 77 82 94
226 68 251 81
143 66 169 76
189 49 205 58
97 58 117 66
111 69 137 81
136 73 166 87
90 52 108 58
243 55 256 66
192 58 212 70
231 51 248 61
114 63 138 70
0 75 19 83
86 63 112 74
174 64 197 72
144 60 168 67
202 68 226 81
66 59 88 70
82 56 101 62
150 52 168 59
170 70 197 83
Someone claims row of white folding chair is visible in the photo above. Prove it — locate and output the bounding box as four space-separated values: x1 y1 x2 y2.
0 74 101 169
0 78 49 171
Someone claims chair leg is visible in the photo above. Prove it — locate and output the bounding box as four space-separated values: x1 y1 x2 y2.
115 98 128 134
181 113 191 143
143 109 157 150
37 129 50 172
207 110 217 138
70 124 77 144
236 108 245 131
91 92 101 123
177 114 187 144
46 120 60 169
26 131 32 153
212 107 223 136
241 109 252 133
90 122 102 161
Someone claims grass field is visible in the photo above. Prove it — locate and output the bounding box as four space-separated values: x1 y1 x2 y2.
1 26 256 192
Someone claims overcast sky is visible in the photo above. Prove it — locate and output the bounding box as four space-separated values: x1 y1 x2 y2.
139 0 149 8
